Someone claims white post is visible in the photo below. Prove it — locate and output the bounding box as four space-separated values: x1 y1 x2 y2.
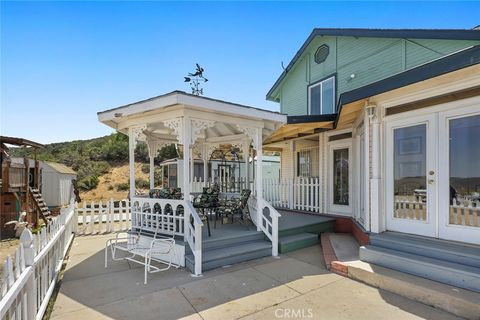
289 140 296 209
256 128 263 230
128 127 136 217
149 155 155 190
243 140 249 191
203 143 208 187
182 117 191 200
369 105 381 233
190 146 194 184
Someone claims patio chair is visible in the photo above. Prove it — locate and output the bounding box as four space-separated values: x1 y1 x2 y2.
217 189 251 225
105 211 179 284
193 184 220 236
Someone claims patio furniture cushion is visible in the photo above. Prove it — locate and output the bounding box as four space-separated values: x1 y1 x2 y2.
193 184 220 208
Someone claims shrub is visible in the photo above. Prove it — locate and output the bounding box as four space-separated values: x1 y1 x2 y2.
141 163 150 174
135 179 149 189
77 175 99 191
115 182 129 191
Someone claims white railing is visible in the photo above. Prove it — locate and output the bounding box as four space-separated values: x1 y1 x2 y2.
450 198 480 227
183 201 203 275
263 177 321 213
131 197 203 275
0 201 76 320
75 199 131 235
248 195 281 256
131 198 185 237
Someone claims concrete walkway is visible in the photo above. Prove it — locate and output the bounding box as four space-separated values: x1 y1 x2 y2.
50 234 461 320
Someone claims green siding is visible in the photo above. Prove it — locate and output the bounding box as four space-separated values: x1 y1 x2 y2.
278 36 480 115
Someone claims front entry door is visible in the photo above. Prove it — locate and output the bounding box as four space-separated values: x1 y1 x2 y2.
386 114 437 237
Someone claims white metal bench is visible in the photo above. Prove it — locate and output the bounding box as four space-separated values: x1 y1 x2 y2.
105 214 180 284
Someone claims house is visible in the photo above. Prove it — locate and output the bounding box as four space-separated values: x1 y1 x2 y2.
263 28 480 291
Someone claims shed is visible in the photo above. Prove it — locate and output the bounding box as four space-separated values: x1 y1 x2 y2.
40 162 76 207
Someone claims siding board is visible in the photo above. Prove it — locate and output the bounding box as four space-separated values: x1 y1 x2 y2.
278 36 480 115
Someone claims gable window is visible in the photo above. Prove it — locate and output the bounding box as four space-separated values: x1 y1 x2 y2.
308 76 335 115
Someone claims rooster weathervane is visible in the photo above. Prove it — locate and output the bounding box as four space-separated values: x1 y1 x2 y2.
184 63 208 96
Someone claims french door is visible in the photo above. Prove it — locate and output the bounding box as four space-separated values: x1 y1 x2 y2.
386 105 480 244
386 114 437 237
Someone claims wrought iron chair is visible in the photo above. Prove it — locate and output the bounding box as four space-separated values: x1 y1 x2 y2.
217 189 252 225
105 208 179 284
192 184 220 236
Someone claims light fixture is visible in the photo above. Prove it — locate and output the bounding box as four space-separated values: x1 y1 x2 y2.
366 104 377 120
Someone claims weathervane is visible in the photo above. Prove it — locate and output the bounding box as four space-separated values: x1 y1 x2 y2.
184 63 208 96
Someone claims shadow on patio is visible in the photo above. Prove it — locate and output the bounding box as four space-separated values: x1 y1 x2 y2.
49 234 460 320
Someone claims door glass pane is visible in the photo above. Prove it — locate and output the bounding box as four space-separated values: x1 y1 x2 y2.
393 124 427 220
333 148 349 205
322 77 335 114
169 164 177 187
310 85 321 115
449 114 480 228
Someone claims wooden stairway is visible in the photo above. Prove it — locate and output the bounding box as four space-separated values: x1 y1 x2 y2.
29 187 51 224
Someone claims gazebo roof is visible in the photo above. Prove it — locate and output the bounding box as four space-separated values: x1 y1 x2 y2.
97 91 286 146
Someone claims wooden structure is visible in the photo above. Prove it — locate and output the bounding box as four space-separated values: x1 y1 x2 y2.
0 136 49 239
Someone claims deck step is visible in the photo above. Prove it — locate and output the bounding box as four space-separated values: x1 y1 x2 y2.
370 232 480 268
185 240 271 272
278 220 335 237
279 233 319 253
360 245 480 293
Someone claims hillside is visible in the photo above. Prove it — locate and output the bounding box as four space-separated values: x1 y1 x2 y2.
10 133 177 201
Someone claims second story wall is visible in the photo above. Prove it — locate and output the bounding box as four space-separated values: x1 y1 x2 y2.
276 36 479 116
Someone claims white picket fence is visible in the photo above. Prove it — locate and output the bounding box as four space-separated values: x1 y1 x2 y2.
75 199 130 235
0 201 77 320
263 177 322 213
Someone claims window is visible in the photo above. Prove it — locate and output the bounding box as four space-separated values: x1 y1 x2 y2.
333 148 349 205
314 45 329 64
309 76 335 115
297 150 312 177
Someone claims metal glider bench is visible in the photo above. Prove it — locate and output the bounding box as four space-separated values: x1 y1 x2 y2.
105 214 180 284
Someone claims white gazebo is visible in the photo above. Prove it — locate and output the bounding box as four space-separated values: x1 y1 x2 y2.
98 91 286 275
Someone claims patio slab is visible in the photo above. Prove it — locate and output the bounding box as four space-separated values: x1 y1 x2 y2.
50 234 462 320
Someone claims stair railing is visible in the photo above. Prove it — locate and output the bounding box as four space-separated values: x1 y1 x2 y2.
184 201 203 275
248 195 281 256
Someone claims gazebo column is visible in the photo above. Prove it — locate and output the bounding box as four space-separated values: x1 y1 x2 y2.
128 127 136 199
182 117 191 200
255 128 263 229
149 155 155 189
203 144 208 187
243 140 249 190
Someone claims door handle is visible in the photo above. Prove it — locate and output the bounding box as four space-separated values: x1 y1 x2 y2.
428 179 435 185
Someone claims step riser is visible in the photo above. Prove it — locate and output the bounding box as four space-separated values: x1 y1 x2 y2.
186 248 271 272
279 237 319 253
279 222 335 237
184 238 266 255
370 237 480 268
202 233 265 251
360 247 480 293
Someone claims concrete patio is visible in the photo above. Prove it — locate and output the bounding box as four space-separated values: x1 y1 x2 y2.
50 234 461 320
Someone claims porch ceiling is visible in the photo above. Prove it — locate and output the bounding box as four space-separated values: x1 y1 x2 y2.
264 121 333 144
97 91 286 146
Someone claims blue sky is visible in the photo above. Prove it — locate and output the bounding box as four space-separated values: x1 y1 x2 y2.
2 1 479 143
